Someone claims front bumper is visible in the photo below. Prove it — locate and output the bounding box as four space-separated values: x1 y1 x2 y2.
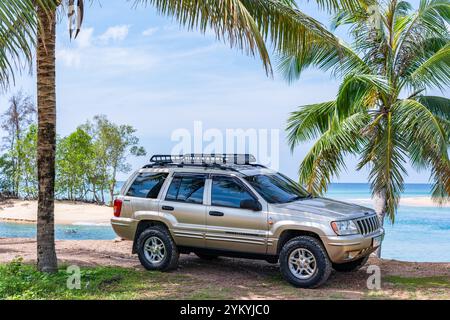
111 217 138 240
322 228 385 263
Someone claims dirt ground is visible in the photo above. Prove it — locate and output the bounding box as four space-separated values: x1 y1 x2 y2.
1 238 449 299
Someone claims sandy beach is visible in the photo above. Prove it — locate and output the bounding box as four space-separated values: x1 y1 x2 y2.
0 199 112 225
349 196 450 208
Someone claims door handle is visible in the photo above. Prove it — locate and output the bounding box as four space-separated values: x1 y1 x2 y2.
162 205 174 211
209 211 224 217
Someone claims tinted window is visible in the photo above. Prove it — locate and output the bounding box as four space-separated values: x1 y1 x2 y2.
165 174 205 204
211 176 254 208
244 173 310 204
127 172 168 198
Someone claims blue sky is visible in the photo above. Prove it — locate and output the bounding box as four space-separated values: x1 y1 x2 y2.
0 0 445 182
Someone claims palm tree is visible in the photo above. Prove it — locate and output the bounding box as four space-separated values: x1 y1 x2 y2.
281 0 450 231
2 0 365 272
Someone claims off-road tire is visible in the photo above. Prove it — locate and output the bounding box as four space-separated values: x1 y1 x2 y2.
332 255 369 272
137 226 179 271
279 236 332 288
194 252 219 260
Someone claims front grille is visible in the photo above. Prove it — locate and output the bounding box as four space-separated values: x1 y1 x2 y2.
355 215 380 235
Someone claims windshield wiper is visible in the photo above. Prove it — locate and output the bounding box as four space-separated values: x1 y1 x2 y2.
287 195 312 202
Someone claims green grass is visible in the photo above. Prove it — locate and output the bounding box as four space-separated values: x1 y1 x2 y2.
384 276 450 289
2 258 448 300
0 258 189 300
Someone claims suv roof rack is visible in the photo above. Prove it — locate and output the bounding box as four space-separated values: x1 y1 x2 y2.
149 154 256 165
143 154 262 172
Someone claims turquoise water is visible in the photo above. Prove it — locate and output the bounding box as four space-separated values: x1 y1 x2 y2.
0 223 115 240
1 183 449 262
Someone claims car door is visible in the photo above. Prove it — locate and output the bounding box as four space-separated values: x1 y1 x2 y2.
159 173 207 248
205 174 268 254
126 172 169 215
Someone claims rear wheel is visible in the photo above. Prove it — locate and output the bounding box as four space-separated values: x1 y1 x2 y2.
137 227 179 271
194 252 219 260
279 236 331 288
332 256 369 272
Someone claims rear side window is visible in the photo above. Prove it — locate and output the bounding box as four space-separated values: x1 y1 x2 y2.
211 176 255 208
165 174 205 204
126 172 168 198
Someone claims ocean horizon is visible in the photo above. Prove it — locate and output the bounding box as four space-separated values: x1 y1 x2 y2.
1 182 449 263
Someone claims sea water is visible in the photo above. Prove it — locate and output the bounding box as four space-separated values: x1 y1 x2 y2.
1 183 449 262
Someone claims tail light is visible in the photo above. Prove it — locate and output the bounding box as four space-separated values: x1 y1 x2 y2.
113 199 122 217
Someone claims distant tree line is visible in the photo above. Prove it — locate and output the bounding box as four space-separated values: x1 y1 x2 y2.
0 92 146 204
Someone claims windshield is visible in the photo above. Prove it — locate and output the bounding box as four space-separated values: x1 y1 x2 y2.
244 173 311 204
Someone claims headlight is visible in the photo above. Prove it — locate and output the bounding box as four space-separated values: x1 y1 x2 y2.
331 220 359 235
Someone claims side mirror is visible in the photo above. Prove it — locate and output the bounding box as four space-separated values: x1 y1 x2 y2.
240 199 262 211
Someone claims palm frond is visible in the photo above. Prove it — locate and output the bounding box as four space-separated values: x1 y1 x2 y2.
286 101 336 150
414 95 450 122
336 74 389 119
298 112 369 195
366 111 408 222
134 0 340 74
395 99 450 204
277 37 371 82
394 0 450 84
0 0 38 90
408 43 450 90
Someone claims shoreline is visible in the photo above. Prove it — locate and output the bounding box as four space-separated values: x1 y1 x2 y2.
1 196 448 225
348 196 450 208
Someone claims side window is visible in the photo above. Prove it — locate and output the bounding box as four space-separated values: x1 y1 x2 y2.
126 172 168 199
165 174 205 204
211 176 255 208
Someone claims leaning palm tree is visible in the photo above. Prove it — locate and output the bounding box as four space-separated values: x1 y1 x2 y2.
281 0 450 230
2 0 366 272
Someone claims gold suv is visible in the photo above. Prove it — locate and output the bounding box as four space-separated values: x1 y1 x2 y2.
111 154 384 288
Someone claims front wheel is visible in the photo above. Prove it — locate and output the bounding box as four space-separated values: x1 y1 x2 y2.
279 236 331 288
332 256 369 272
136 227 179 271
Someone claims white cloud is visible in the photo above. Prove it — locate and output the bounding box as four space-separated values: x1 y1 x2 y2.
142 27 158 36
75 27 94 48
99 25 130 43
56 49 81 67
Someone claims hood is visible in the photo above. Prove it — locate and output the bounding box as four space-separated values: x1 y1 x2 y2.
270 197 374 220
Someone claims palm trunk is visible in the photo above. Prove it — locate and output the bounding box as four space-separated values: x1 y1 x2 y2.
373 189 387 258
36 2 58 273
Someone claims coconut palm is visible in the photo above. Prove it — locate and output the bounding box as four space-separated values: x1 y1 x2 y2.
281 0 450 230
2 0 367 272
